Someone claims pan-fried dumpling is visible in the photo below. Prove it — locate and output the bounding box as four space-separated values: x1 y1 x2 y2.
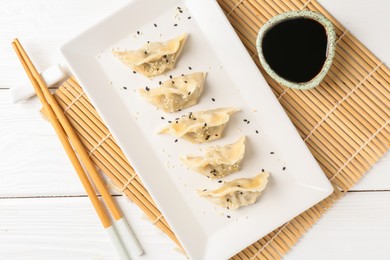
159 107 239 143
199 172 269 210
139 72 206 113
181 136 245 179
112 33 187 78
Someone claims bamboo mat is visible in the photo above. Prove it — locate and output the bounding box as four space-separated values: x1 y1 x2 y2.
49 0 389 258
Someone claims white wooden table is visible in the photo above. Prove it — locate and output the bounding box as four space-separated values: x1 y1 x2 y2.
0 0 389 259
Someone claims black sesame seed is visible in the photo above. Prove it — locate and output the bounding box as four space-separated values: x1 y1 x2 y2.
205 135 210 140
147 41 150 44
213 173 217 176
161 117 165 120
159 81 162 85
181 74 185 76
270 152 274 154
154 23 157 27
188 66 192 70
193 118 197 120
243 119 248 122
227 215 231 218
227 206 230 209
211 98 215 102
123 87 127 90
283 167 286 171
227 198 230 202
262 169 264 172
133 71 136 74
207 176 210 178
175 139 178 143
169 75 173 79
215 134 218 137
204 123 207 127
168 120 172 123
174 24 178 26
256 130 259 134
179 9 183 13
175 121 178 124
188 91 191 95
237 185 241 187
145 86 150 91
144 51 148 55
203 189 207 192
137 31 140 35
178 109 181 111
163 55 167 58
247 120 250 124
166 59 169 63
177 6 181 9
172 81 175 84
188 16 191 19
218 180 222 183
240 192 243 195
184 80 188 83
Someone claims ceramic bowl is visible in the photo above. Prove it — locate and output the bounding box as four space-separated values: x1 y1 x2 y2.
256 10 336 90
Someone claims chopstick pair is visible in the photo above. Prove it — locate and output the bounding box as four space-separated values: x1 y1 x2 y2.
12 39 143 260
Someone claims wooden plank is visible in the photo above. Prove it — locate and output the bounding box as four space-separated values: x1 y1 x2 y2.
286 192 390 259
0 196 184 259
0 93 120 196
0 0 126 88
0 193 389 259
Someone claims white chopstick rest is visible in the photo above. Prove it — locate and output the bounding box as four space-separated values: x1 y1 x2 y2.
106 226 131 260
10 64 65 103
114 218 144 257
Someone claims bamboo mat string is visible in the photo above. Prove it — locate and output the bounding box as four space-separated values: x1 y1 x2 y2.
88 133 112 156
63 91 85 113
250 222 290 260
152 215 164 225
227 0 245 16
121 174 137 192
303 62 384 142
300 0 312 10
335 30 349 44
330 119 390 182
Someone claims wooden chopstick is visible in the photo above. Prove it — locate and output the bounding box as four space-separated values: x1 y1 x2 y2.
12 39 143 259
11 41 111 227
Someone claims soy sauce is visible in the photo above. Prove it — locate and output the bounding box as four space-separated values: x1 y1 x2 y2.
262 18 327 83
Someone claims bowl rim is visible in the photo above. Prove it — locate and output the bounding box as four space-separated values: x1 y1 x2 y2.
256 10 336 90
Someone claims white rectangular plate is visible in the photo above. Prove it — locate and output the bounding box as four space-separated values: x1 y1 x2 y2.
61 0 333 259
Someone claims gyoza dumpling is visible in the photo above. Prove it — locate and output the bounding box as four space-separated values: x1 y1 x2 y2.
112 33 187 78
139 72 206 112
181 136 245 179
159 107 239 143
199 172 269 209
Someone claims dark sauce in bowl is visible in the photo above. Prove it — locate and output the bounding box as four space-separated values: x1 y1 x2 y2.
262 18 328 83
